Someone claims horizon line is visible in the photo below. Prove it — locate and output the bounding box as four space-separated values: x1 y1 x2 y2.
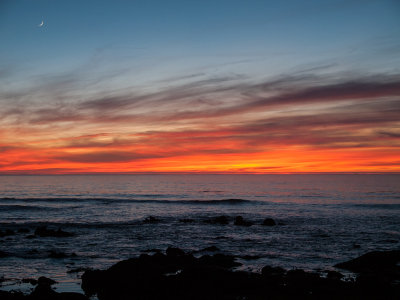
0 172 399 176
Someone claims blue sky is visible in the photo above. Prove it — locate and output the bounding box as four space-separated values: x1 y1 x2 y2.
2 0 399 82
0 0 400 173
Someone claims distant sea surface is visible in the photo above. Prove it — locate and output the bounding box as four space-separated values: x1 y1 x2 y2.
0 174 399 293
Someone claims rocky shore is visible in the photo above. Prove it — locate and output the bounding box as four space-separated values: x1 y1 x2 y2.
1 248 399 300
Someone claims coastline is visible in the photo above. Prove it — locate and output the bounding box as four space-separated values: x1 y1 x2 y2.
1 174 399 299
1 247 399 299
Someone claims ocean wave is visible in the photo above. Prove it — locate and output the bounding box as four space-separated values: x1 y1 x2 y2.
0 220 142 229
181 199 253 204
350 203 400 209
0 213 258 228
0 205 62 211
0 197 256 205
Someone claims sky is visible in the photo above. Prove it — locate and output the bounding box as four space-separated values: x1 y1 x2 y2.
0 0 399 174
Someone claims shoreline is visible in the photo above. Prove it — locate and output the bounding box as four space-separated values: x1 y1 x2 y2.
1 248 399 300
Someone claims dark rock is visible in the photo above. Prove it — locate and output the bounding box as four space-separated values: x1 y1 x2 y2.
241 255 261 260
233 216 253 226
197 253 241 269
353 243 361 249
262 218 276 226
34 226 74 237
0 290 26 300
25 235 36 239
22 278 38 285
335 250 400 273
81 270 104 297
30 283 58 299
200 246 220 252
0 250 9 257
261 265 286 286
326 270 344 280
37 276 57 286
261 265 286 277
81 249 242 299
166 247 185 257
17 228 30 233
143 216 160 224
80 248 400 300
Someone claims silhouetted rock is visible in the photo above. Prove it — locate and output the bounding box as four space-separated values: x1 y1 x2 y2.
30 283 58 299
261 265 285 286
335 250 400 273
81 249 243 299
0 250 9 257
17 228 29 233
0 290 26 300
262 218 276 226
78 248 400 299
34 226 74 237
353 243 361 249
261 265 285 276
166 247 185 257
82 248 397 300
37 276 57 286
198 246 220 252
233 216 253 226
326 270 344 280
335 250 400 299
21 278 38 285
143 216 160 224
198 253 241 269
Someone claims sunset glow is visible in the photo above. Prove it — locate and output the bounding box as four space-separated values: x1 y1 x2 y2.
1 0 399 174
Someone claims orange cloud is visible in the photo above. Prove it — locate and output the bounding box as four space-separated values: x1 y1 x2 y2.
0 72 399 174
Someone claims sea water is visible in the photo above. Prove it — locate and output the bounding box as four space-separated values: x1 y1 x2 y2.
0 174 399 293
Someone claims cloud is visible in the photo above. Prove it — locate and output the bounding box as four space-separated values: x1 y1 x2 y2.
1 62 399 173
53 151 162 163
2 66 400 129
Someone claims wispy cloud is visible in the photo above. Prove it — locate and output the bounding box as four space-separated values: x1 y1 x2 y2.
1 64 399 173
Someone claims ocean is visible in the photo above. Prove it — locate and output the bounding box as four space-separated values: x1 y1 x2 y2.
0 174 399 294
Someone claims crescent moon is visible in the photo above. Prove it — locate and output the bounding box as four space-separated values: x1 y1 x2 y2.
38 21 44 27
